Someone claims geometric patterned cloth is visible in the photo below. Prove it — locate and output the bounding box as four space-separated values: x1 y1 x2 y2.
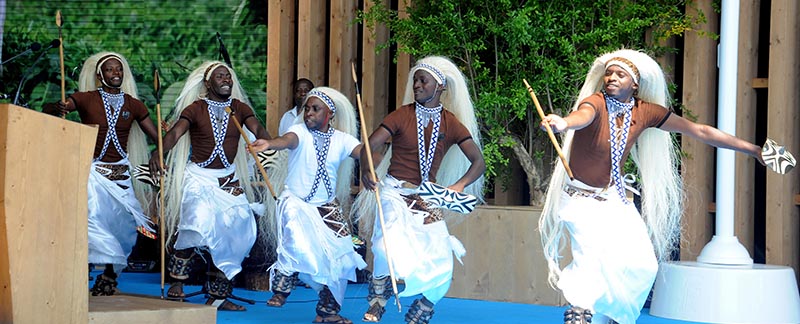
96 88 127 161
417 181 478 214
604 91 634 204
304 127 335 202
197 98 232 168
415 102 443 182
762 138 796 174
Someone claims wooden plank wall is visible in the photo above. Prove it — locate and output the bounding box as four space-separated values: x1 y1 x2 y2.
679 0 800 282
266 0 296 136
448 206 565 306
733 0 760 261
764 0 799 276
680 0 719 261
266 0 413 138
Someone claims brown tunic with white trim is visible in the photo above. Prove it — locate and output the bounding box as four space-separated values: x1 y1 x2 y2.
380 104 473 186
178 99 255 169
70 90 150 162
569 92 671 188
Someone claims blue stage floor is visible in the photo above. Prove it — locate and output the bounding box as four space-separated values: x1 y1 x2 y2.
105 271 701 324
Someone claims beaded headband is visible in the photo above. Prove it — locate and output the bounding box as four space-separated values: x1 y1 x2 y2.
203 62 227 81
605 57 640 85
95 54 123 74
307 89 336 116
411 63 447 87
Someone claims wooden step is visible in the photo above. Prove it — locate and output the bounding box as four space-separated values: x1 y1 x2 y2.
89 295 216 324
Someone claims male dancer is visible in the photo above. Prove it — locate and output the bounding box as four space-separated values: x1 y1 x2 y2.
356 56 485 324
539 49 773 324
46 52 159 296
150 60 270 311
251 86 365 323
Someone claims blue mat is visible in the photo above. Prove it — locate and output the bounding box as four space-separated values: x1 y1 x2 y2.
104 271 701 324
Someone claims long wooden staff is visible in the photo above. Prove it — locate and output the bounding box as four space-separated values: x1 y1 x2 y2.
153 66 167 298
351 63 402 312
523 79 574 180
224 107 277 200
56 10 66 118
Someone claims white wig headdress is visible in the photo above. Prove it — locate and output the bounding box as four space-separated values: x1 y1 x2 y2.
79 51 153 219
354 55 484 235
539 49 683 287
161 61 273 244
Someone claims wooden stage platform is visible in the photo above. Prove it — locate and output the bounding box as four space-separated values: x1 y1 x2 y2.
89 294 216 324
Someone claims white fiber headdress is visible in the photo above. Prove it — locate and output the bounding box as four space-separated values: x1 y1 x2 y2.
539 49 683 287
79 51 152 220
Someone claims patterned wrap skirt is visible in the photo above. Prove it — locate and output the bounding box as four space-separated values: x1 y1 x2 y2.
174 163 257 280
370 175 466 304
87 158 152 270
271 190 367 306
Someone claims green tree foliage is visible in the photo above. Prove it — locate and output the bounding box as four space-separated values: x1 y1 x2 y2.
361 0 706 205
0 0 266 126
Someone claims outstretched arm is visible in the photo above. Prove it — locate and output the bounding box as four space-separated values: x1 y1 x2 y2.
659 113 764 164
448 138 486 192
540 103 596 133
249 132 299 152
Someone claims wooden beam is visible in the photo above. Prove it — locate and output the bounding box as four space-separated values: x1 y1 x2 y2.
267 0 296 136
765 0 800 276
680 0 719 261
361 0 391 134
297 0 327 85
394 0 412 108
328 1 357 102
751 78 768 88
733 0 760 258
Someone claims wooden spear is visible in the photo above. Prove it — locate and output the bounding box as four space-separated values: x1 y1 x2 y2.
351 63 402 312
523 79 574 180
224 107 277 200
153 66 168 298
56 10 66 118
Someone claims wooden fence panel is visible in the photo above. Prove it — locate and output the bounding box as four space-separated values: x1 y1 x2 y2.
765 0 800 279
679 0 719 261
266 0 297 136
733 0 760 257
360 0 391 134
297 0 327 86
328 1 358 103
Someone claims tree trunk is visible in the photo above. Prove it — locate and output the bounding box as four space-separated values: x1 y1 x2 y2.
500 135 546 206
